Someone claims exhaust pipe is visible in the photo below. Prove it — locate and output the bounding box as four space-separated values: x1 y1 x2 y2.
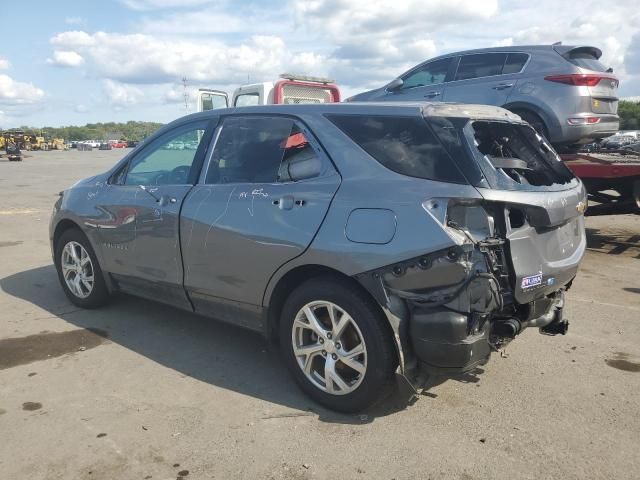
492 318 521 338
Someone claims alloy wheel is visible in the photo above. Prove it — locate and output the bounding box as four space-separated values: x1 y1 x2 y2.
292 301 367 395
61 241 94 299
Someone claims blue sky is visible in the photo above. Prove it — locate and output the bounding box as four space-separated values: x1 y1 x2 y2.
1 0 639 127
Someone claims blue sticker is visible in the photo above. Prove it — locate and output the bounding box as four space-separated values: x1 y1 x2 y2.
521 272 543 289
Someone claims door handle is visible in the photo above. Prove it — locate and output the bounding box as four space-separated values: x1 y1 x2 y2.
158 195 177 207
424 91 441 98
273 196 305 210
493 83 514 90
273 195 294 210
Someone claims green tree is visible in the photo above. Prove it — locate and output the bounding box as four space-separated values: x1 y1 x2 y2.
619 100 640 130
5 121 164 142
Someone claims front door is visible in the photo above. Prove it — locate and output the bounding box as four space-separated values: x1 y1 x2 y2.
181 115 340 329
94 119 213 308
385 57 454 102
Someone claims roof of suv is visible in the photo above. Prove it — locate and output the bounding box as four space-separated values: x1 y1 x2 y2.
184 101 522 123
420 44 601 61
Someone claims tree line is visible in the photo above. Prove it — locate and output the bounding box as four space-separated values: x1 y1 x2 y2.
4 121 164 142
619 100 640 130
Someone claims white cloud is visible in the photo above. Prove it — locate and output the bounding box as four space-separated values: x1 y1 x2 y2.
0 57 10 70
74 104 89 113
51 30 96 48
49 30 328 85
47 50 85 67
103 79 143 109
0 74 45 105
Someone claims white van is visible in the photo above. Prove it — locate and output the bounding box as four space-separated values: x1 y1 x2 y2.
196 74 341 112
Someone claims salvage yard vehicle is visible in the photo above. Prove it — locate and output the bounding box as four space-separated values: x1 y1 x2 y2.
50 102 586 412
348 44 619 151
196 74 341 112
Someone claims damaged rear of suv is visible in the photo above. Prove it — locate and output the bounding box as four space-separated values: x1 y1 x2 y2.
50 101 586 413
285 102 586 410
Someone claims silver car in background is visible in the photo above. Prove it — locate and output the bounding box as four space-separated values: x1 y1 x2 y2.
348 44 619 150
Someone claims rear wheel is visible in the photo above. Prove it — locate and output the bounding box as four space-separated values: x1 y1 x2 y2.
280 276 397 412
511 109 549 140
54 228 110 308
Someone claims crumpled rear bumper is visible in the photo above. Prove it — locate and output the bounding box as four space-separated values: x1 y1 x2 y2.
356 240 574 376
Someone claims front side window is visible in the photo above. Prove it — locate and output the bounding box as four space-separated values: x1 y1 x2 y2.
124 121 207 186
206 116 321 184
327 114 467 184
401 58 452 89
235 94 260 107
454 53 508 81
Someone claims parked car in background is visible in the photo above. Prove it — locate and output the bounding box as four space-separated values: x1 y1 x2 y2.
602 134 637 150
79 140 101 149
98 142 112 150
620 142 640 154
50 103 586 412
109 140 128 148
347 44 619 151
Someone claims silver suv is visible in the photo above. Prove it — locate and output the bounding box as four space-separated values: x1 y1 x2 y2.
50 103 586 412
348 45 619 149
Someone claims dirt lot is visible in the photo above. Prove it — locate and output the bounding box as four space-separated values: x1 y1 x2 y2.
1 150 639 480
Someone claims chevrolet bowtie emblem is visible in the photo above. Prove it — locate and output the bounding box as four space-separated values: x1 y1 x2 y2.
576 201 587 214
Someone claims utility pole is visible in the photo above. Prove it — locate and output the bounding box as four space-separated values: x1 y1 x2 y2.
182 77 190 111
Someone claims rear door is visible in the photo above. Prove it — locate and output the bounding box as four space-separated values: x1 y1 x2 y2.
444 52 528 106
181 115 341 329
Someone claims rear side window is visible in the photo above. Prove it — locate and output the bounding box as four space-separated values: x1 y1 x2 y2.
455 53 507 80
502 53 529 74
206 116 321 184
327 115 467 184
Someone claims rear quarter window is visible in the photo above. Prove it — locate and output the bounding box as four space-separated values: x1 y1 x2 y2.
326 114 467 184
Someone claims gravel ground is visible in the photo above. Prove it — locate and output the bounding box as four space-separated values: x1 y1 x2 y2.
1 149 639 480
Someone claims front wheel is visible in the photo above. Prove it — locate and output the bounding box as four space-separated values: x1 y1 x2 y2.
54 228 110 308
280 276 397 412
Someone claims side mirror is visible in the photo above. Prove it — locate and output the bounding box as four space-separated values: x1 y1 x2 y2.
387 78 404 91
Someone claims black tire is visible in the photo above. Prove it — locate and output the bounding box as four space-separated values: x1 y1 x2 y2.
54 228 110 308
280 276 397 412
511 109 549 140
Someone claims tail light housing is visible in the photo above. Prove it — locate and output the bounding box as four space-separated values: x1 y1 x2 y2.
544 74 618 87
423 198 495 243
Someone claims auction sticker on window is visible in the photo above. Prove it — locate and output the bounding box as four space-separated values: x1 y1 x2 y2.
521 272 543 289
